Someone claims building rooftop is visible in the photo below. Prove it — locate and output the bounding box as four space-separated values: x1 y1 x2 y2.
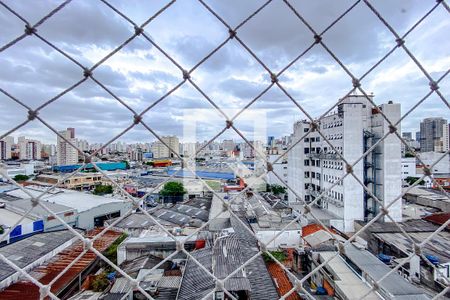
343 244 430 299
373 231 450 263
0 194 75 218
108 212 174 230
177 233 279 300
6 186 126 213
318 251 381 300
423 212 450 230
0 230 77 286
0 228 122 300
0 208 36 227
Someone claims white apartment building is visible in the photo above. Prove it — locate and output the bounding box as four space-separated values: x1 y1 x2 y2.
181 142 196 158
288 95 402 232
0 136 14 160
151 136 180 159
266 154 288 187
418 151 450 174
18 137 42 160
401 157 417 179
57 128 78 166
222 139 235 152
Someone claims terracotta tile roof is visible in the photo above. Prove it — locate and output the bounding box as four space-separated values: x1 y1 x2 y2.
302 223 335 237
423 212 450 230
267 262 301 300
0 228 122 300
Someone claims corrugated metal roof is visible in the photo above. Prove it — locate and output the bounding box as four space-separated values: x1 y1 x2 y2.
178 229 278 300
0 230 77 283
110 277 132 294
343 244 430 299
157 276 181 288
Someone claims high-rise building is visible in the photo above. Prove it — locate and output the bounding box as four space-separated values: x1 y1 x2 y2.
419 117 449 152
415 131 421 142
128 147 143 162
181 142 196 158
77 139 89 152
151 136 180 159
267 136 275 147
0 136 14 160
222 139 235 152
57 128 78 165
402 132 412 140
18 137 42 160
42 144 56 156
288 95 402 232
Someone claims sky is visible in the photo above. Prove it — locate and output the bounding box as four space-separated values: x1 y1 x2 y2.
0 0 449 145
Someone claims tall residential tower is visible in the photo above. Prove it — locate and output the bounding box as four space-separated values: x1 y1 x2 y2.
288 95 402 232
57 128 78 165
419 117 449 152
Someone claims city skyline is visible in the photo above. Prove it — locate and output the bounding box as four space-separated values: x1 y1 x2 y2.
1 1 449 144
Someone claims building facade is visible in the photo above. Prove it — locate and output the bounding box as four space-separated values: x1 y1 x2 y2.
151 136 180 159
57 128 78 165
288 95 402 232
420 117 449 152
0 136 13 160
18 137 42 160
401 157 417 180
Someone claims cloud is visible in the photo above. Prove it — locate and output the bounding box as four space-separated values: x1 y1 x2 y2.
0 0 449 144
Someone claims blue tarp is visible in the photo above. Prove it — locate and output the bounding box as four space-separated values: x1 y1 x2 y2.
53 162 127 173
167 168 235 180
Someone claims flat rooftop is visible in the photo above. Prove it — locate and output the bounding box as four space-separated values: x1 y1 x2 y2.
6 186 126 212
0 209 36 227
319 251 381 300
0 194 75 218
344 244 430 299
373 231 450 263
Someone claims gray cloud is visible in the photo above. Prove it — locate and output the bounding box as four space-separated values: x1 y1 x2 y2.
0 0 449 143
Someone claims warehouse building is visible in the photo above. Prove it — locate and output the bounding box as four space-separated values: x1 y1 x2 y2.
3 185 132 230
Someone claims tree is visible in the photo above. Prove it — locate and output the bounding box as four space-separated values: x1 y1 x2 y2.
404 152 416 158
91 272 110 292
266 184 286 195
405 176 424 186
93 184 113 195
104 233 128 268
263 251 287 263
160 181 186 196
13 174 29 182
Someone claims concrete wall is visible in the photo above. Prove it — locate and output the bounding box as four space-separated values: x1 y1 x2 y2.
255 229 301 250
401 157 417 179
342 102 365 232
77 201 132 230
